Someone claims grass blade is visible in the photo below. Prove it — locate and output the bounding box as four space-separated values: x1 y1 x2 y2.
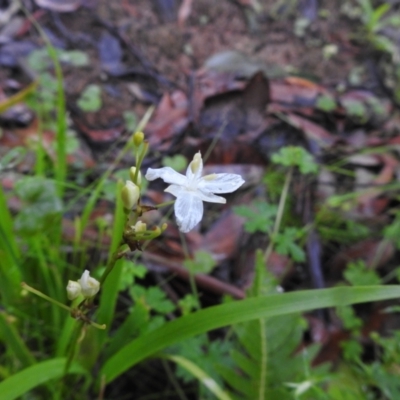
0 358 87 400
0 312 36 367
0 185 21 305
101 285 400 383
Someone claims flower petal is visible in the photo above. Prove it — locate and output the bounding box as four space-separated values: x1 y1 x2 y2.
198 173 245 194
196 188 226 204
174 193 203 232
165 184 187 198
145 167 187 186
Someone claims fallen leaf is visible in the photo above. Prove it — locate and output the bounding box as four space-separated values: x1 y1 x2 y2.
177 0 193 28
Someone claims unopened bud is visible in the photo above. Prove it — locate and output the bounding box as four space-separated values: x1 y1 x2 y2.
121 181 140 209
133 131 144 146
134 220 147 232
78 270 100 298
129 167 142 185
161 223 168 231
152 226 161 235
66 280 81 300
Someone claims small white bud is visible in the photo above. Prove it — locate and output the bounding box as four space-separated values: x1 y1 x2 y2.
78 270 100 298
134 220 147 232
129 167 142 185
121 181 140 209
66 280 81 300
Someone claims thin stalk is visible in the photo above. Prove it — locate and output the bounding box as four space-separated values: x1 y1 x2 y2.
155 200 176 209
21 283 72 312
63 321 84 375
264 167 293 263
179 232 200 311
98 247 129 286
258 319 267 400
161 358 189 400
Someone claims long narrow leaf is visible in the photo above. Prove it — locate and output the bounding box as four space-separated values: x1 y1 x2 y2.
0 312 36 367
96 182 125 335
0 358 87 400
101 285 400 383
0 185 21 304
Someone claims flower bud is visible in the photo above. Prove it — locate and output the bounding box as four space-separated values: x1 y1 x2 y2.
121 181 140 209
133 131 144 146
134 220 147 232
129 167 142 185
78 270 100 298
66 280 81 300
161 222 168 231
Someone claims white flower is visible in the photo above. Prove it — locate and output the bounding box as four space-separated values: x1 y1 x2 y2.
78 270 100 298
66 280 81 300
145 152 245 232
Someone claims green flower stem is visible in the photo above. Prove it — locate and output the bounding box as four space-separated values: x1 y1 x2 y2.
63 321 84 375
179 232 201 311
98 246 129 286
21 283 72 312
264 166 293 263
135 141 149 177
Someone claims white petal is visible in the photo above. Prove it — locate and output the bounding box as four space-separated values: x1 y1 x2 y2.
174 193 204 232
196 188 226 204
165 184 187 198
198 173 245 194
186 152 203 182
78 270 100 298
145 167 187 186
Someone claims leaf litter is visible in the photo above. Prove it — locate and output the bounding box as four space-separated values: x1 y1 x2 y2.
2 0 400 397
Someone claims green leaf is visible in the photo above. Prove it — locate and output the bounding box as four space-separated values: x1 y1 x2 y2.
104 301 150 359
370 3 390 29
273 227 306 262
272 146 318 174
123 111 137 132
0 185 21 304
0 358 87 400
336 305 362 332
234 201 278 233
341 338 363 361
162 154 188 171
14 177 63 237
183 250 216 274
316 94 337 112
77 84 102 112
0 147 27 172
58 50 89 67
344 260 381 286
341 98 367 120
178 294 200 315
130 285 175 314
0 312 36 368
118 260 147 291
168 335 233 386
101 285 400 384
27 48 50 72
